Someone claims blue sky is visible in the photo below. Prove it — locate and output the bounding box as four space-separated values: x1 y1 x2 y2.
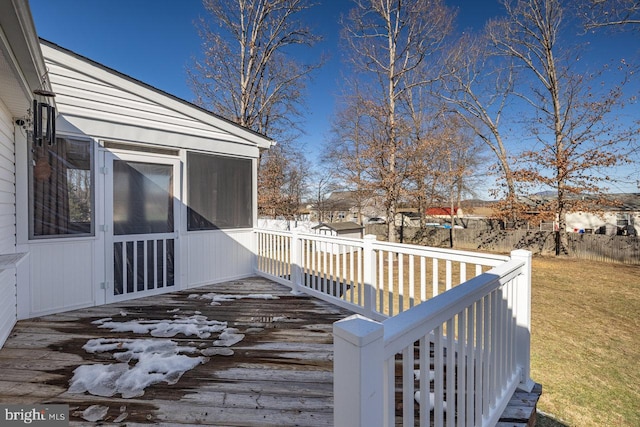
29 0 505 148
30 0 639 195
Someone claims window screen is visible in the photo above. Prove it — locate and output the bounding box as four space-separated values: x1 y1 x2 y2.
30 136 94 238
187 152 252 230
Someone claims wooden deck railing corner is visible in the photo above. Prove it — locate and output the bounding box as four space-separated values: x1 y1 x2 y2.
254 228 534 426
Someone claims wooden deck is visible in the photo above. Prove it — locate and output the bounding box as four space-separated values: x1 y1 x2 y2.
0 276 540 426
0 277 352 426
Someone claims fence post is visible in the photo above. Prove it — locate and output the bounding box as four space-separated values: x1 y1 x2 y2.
333 314 384 427
510 249 535 392
290 231 302 294
362 234 377 318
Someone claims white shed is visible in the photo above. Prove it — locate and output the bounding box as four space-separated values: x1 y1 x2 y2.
5 33 271 324
313 221 364 239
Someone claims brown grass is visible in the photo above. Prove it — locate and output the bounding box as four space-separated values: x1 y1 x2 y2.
531 256 640 427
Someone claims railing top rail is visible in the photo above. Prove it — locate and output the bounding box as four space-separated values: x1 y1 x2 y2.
254 228 294 238
382 258 525 358
372 239 510 265
255 228 510 265
255 229 367 247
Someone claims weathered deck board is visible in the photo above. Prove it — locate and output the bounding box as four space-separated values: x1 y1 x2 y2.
0 277 351 426
0 275 539 426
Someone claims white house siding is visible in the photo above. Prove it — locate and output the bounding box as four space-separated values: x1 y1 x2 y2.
40 42 264 158
0 98 17 347
185 230 254 288
13 41 269 317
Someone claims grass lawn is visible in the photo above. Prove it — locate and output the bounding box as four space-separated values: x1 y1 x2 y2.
531 256 640 426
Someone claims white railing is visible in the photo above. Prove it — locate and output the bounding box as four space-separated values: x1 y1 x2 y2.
333 250 534 427
254 229 533 427
255 229 509 321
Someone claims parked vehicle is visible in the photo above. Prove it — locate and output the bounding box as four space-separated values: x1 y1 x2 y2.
367 217 386 224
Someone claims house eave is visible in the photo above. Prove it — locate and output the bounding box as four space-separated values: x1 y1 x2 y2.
0 0 53 117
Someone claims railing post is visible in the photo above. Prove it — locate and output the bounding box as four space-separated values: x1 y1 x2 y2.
333 314 384 427
362 234 377 318
290 231 302 294
511 249 535 392
252 229 260 275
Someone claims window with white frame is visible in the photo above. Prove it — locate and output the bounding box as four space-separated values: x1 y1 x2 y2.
29 135 94 238
187 152 252 230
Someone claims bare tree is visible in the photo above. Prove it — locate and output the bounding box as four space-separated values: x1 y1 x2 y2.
437 116 485 247
189 0 322 216
581 0 640 30
439 32 521 222
325 84 377 225
489 0 637 254
308 171 338 223
341 0 454 242
257 145 308 219
190 0 321 136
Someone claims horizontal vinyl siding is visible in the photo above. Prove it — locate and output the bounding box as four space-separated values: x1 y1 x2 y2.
44 59 253 147
0 99 17 348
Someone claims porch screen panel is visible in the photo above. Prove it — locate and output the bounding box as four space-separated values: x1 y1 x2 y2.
30 136 93 238
113 161 173 235
187 152 252 230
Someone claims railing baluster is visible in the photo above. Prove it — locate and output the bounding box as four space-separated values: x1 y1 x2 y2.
446 317 455 427
457 308 467 427
322 244 328 294
420 256 426 303
446 259 452 290
475 298 483 425
419 336 428 427
466 303 476 427
434 325 445 426
409 255 415 308
482 293 490 417
387 251 394 316
432 258 439 297
460 261 467 284
357 246 363 306
385 357 395 427
398 253 404 313
143 240 148 290
378 250 384 313
403 346 414 426
329 241 335 296
121 241 127 294
349 246 355 303
162 238 167 289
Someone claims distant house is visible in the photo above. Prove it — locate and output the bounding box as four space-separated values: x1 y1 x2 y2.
310 190 385 224
565 193 640 235
0 0 273 349
425 207 464 220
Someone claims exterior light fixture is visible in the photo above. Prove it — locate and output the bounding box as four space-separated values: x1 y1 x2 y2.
32 88 56 146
